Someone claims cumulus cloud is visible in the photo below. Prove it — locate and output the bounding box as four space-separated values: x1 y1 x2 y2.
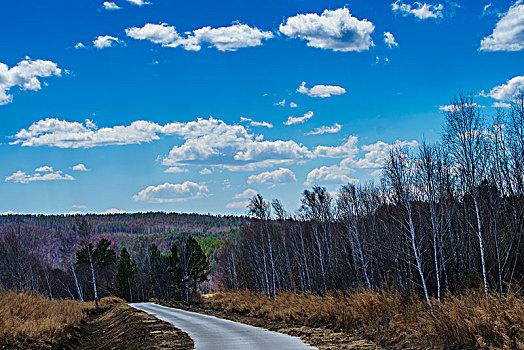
247 168 296 186
233 188 258 199
240 117 273 128
488 76 524 100
200 168 212 175
93 35 122 49
305 165 358 186
125 23 179 45
126 22 273 51
305 138 417 185
492 102 512 108
290 102 298 108
226 201 250 209
103 2 121 10
356 140 419 168
439 102 481 112
104 208 126 214
384 32 399 47
133 181 208 203
71 163 90 171
12 117 386 173
5 170 74 184
0 58 62 105
284 111 314 125
392 1 443 19
480 2 524 51
11 118 167 148
164 166 188 173
307 123 342 135
297 81 346 98
74 42 86 49
126 0 151 5
35 165 53 172
279 8 375 52
274 99 286 106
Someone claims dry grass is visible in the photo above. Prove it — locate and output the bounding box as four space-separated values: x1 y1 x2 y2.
0 288 123 347
205 288 524 349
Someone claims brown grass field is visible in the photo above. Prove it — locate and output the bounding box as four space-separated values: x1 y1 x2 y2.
205 288 524 349
0 288 123 348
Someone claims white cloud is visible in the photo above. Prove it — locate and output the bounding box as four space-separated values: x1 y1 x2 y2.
93 35 122 49
247 168 296 186
297 81 346 98
35 165 53 172
13 117 387 173
240 117 273 128
226 201 250 209
200 168 212 175
125 23 179 45
492 102 512 108
290 102 298 108
480 2 524 51
164 166 188 173
126 0 151 5
313 135 359 158
355 139 418 168
305 138 417 185
126 22 273 51
439 102 481 112
488 76 524 100
0 58 62 105
274 99 286 106
71 163 90 171
133 181 208 203
72 204 88 209
384 32 399 47
5 170 75 184
233 188 258 199
305 165 358 186
279 8 375 52
392 0 444 20
284 111 314 125
74 42 86 49
307 123 342 135
11 118 166 148
104 208 127 214
103 2 121 10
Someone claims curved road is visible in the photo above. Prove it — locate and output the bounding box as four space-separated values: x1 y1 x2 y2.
130 302 315 350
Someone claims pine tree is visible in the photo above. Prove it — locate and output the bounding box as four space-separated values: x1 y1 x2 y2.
114 248 136 301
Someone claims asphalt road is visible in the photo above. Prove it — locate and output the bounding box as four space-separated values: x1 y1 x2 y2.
129 302 316 350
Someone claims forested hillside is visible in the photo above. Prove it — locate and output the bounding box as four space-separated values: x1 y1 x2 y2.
0 212 244 268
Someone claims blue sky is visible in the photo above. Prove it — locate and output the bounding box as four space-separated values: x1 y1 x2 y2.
1 0 523 215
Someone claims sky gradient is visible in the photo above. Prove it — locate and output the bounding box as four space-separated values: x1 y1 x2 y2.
1 0 523 215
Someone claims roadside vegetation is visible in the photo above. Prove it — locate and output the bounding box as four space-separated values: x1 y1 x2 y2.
0 287 122 348
205 289 524 349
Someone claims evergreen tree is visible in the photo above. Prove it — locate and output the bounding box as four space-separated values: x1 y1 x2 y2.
181 237 210 301
114 248 136 301
167 244 184 300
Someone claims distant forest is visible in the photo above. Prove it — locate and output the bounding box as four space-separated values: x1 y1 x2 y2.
0 212 243 301
1 93 524 307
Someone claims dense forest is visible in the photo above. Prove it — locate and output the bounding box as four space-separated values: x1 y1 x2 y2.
1 93 524 309
0 212 241 301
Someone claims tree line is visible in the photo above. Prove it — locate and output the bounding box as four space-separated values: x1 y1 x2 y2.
0 216 209 303
216 93 524 307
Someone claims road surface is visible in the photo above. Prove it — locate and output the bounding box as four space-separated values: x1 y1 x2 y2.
130 302 316 350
